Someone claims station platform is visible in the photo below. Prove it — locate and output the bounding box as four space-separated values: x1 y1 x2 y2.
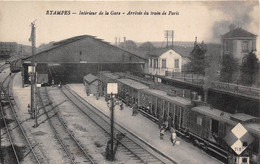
68 84 221 164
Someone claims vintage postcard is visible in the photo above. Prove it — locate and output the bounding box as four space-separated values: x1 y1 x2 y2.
0 1 259 164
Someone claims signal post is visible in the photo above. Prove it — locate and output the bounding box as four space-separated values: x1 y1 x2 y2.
106 83 118 161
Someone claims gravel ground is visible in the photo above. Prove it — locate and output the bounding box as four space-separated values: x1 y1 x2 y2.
48 87 141 163
11 72 140 163
12 73 63 164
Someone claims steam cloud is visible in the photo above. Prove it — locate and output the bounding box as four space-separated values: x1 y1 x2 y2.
208 1 257 43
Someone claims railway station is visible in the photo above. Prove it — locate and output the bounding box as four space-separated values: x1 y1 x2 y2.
21 35 146 85
1 1 260 164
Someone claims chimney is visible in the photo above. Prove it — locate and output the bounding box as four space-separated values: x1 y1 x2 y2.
123 37 126 48
194 36 197 47
115 37 117 46
229 24 236 31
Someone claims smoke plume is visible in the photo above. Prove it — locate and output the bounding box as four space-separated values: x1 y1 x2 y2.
207 1 257 43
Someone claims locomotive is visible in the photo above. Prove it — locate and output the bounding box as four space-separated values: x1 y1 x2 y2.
96 71 260 164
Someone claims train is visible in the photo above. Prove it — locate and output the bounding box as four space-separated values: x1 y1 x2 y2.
10 59 22 73
95 71 260 164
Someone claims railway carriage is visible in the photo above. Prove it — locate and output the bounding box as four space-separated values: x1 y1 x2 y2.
190 105 260 163
116 78 149 106
95 71 260 163
98 71 120 97
139 88 191 130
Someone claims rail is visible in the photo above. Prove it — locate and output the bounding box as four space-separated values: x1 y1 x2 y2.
61 85 176 164
37 88 76 164
1 74 42 164
37 87 95 164
0 96 20 164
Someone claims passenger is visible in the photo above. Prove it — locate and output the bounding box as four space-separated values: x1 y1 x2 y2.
51 79 54 86
164 120 169 131
119 100 124 111
129 96 133 107
158 116 164 129
160 126 165 140
58 82 62 88
27 104 31 114
95 92 99 100
125 91 129 106
132 102 138 116
171 128 177 145
167 115 173 131
145 102 150 113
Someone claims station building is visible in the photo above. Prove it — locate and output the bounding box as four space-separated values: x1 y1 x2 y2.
21 35 146 85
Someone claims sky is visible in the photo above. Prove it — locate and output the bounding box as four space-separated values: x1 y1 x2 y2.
0 0 259 56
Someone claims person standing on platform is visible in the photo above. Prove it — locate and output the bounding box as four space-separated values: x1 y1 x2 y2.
125 91 129 107
51 79 54 87
119 100 124 111
171 128 177 145
167 115 173 131
160 126 165 140
158 115 164 129
132 102 138 116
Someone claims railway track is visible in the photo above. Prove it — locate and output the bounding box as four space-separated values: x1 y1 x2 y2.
37 87 96 164
60 85 175 164
0 98 20 164
0 63 7 71
1 74 43 164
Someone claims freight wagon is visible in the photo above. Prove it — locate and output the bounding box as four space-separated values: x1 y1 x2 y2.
94 71 260 163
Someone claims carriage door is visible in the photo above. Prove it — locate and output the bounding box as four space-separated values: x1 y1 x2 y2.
211 119 219 137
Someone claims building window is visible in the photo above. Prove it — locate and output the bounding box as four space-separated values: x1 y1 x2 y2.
79 51 82 61
196 116 202 126
174 59 179 68
242 41 248 52
154 59 158 68
149 59 152 67
225 41 229 51
162 59 166 69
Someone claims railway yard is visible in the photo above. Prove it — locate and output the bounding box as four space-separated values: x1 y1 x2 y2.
1 1 260 163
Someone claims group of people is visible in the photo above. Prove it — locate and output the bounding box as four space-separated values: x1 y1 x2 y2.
160 124 177 146
51 79 62 88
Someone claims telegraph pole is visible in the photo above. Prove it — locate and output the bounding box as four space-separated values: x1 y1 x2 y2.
171 30 174 46
106 83 118 161
29 21 38 127
164 30 174 48
110 93 114 160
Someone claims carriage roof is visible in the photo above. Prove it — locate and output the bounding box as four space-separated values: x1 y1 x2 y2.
117 78 149 90
192 106 234 123
141 88 191 107
99 71 120 80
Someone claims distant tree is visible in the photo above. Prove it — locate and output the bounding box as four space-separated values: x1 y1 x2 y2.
220 54 239 83
185 42 208 75
240 51 259 86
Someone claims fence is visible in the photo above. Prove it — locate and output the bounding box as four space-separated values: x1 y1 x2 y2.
211 81 260 99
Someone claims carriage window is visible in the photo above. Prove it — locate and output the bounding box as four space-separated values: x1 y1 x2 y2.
197 116 202 126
